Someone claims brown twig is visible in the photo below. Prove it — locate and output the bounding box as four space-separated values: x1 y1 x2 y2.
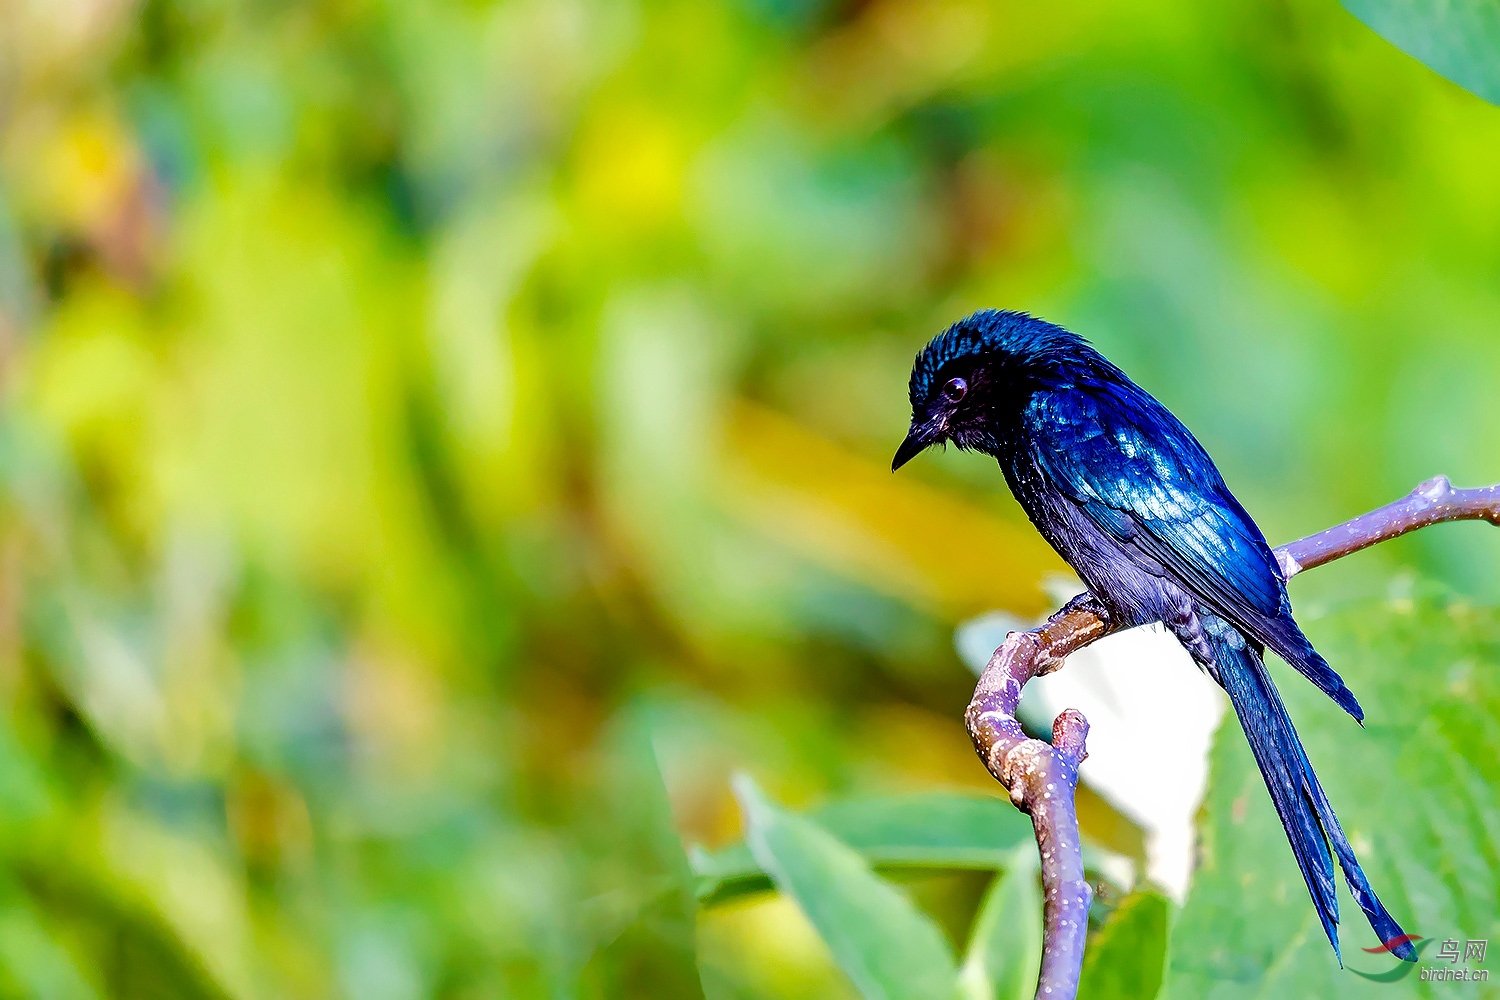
966 478 1500 1000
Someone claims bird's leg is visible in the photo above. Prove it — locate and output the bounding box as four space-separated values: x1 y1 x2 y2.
965 600 1117 999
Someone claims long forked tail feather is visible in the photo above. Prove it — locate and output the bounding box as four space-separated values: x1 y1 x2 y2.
1203 617 1416 964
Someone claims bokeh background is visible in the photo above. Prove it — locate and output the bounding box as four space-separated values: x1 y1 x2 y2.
0 0 1497 997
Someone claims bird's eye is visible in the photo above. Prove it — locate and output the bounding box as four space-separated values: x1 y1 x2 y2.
942 377 968 403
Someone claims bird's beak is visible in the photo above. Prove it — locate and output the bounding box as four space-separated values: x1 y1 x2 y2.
891 421 936 471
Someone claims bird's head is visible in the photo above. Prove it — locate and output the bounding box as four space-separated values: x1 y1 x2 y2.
892 309 1088 470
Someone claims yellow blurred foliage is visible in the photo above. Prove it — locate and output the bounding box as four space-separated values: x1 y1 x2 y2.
722 400 1065 619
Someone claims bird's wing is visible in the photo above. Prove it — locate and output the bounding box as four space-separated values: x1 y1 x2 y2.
1024 379 1363 719
1024 380 1284 618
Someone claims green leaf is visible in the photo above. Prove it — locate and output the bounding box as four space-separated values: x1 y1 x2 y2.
693 792 1034 904
1167 592 1500 997
1342 0 1500 105
1077 889 1170 1000
733 775 959 1000
958 846 1042 1000
579 705 705 999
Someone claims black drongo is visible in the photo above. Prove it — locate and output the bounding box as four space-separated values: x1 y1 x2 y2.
895 308 1414 963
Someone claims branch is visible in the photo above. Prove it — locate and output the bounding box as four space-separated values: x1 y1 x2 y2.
1276 475 1500 578
965 600 1111 999
965 478 1500 1000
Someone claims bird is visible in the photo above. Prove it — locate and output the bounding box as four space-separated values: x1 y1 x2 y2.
893 308 1415 964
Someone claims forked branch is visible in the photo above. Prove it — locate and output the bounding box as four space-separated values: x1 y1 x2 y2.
966 477 1500 1000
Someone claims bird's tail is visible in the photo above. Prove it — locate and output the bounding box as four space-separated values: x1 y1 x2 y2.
1204 617 1416 963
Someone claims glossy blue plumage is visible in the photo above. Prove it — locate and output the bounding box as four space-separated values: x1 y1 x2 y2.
898 309 1414 963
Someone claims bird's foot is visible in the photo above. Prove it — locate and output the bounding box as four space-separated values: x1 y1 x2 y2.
1053 591 1109 625
1025 595 1110 675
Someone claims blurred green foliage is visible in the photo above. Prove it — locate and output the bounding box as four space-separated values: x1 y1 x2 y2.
0 0 1497 996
